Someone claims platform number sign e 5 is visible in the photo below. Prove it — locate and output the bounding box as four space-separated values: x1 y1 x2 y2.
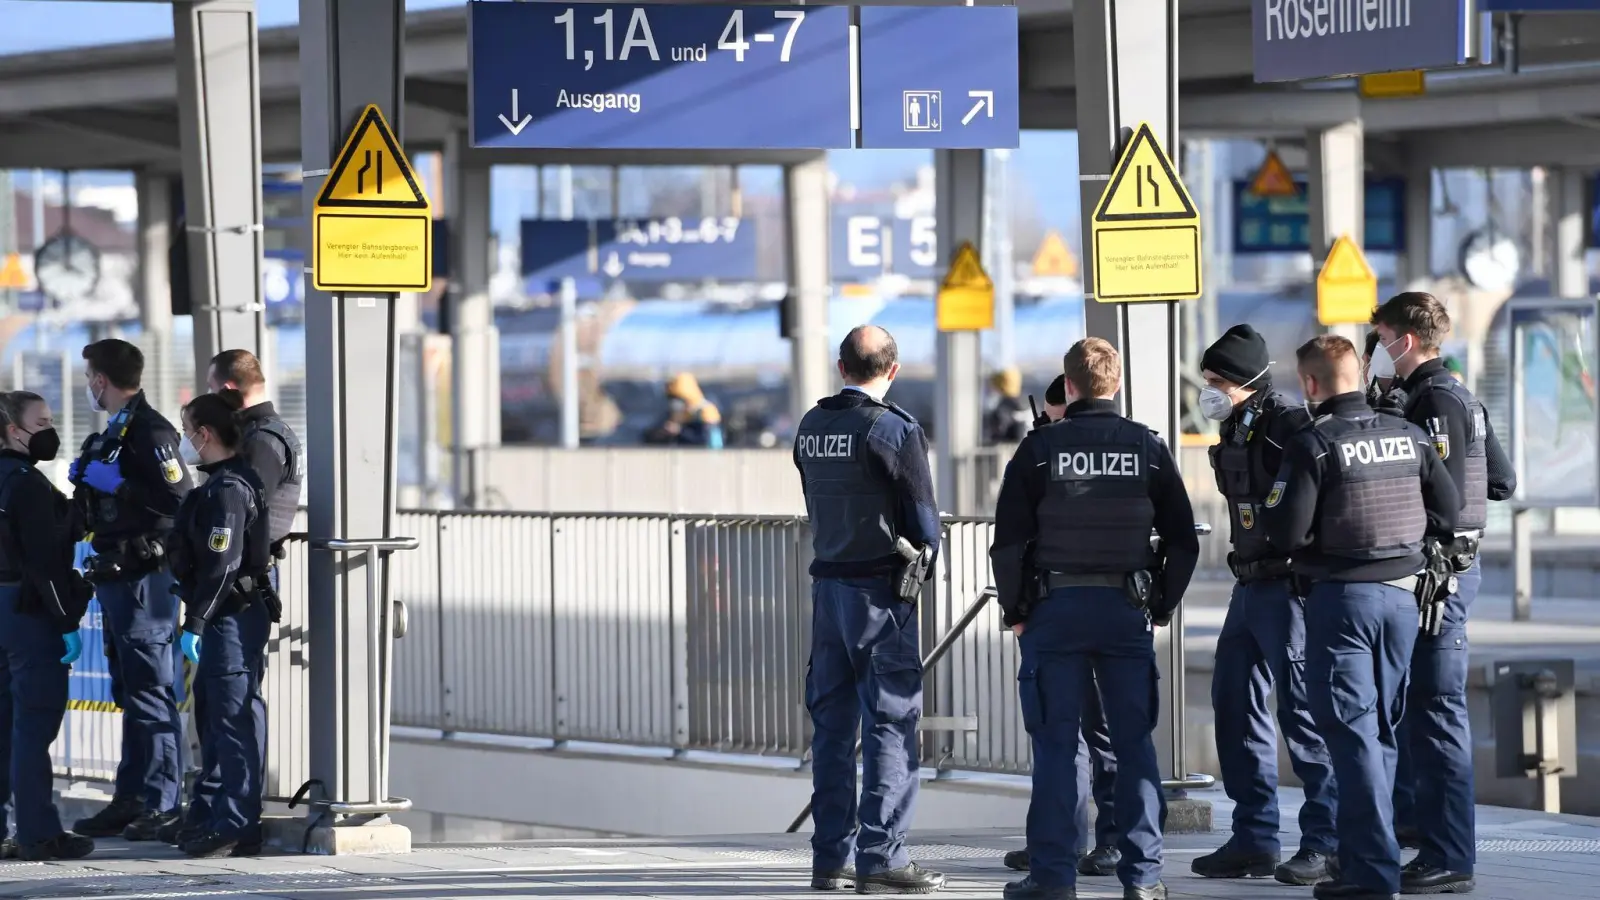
1089 123 1203 304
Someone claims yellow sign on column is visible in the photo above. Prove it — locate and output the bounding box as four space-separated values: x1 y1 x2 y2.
1031 230 1078 278
1316 235 1378 325
936 242 994 331
312 104 433 293
1090 122 1202 303
0 253 27 290
1249 150 1299 198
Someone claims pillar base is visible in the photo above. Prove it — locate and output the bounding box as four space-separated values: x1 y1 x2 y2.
1163 797 1213 834
268 816 412 855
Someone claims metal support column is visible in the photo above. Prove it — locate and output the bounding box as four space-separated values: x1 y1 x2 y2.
173 0 266 383
1073 0 1198 798
1307 120 1366 342
1403 162 1433 288
934 150 985 517
299 0 412 839
784 158 832 428
136 171 179 417
446 132 501 505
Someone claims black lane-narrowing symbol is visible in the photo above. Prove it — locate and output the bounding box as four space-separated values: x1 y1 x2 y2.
1136 164 1158 208
357 150 384 195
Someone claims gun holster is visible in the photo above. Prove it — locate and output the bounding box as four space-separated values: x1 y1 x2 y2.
894 544 933 603
85 536 166 584
1124 569 1157 612
1415 540 1457 636
233 573 284 623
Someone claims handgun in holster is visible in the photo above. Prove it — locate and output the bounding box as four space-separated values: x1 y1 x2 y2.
234 573 284 623
893 537 934 603
84 536 165 584
1128 536 1168 622
1415 539 1457 637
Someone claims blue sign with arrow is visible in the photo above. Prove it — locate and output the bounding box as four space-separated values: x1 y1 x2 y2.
856 6 1019 149
520 216 758 281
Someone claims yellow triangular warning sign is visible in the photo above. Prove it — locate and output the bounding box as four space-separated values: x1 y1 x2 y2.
1031 231 1078 278
0 253 27 290
1249 151 1299 198
942 242 992 291
315 105 430 211
1318 236 1376 284
1093 123 1197 223
1316 235 1378 326
937 241 994 331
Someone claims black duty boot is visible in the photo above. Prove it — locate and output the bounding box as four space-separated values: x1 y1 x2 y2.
1399 858 1474 895
72 797 143 838
17 832 94 861
1395 825 1422 850
1078 845 1119 877
855 863 945 895
1277 849 1335 885
123 809 182 842
813 864 857 891
1003 849 1030 871
181 832 239 859
157 816 205 847
1191 843 1278 879
1123 882 1166 900
233 825 264 857
1315 881 1398 899
1002 875 1076 900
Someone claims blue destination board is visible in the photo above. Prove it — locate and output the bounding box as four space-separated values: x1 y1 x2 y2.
832 213 938 280
1252 0 1473 82
470 2 852 149
1233 178 1407 254
520 216 758 281
856 6 1020 149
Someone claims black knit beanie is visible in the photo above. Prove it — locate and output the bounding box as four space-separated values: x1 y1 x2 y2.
1201 324 1271 387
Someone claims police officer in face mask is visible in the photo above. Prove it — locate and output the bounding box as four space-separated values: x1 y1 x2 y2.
991 338 1199 900
1370 293 1516 894
1361 332 1406 415
1262 336 1460 900
1189 325 1336 887
794 325 944 895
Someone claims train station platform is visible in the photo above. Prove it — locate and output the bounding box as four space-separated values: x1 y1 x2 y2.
4 789 1595 899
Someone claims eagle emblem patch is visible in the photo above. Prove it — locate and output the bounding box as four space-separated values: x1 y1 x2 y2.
159 446 183 484
1434 434 1450 460
1237 502 1255 530
1265 481 1286 508
208 527 232 553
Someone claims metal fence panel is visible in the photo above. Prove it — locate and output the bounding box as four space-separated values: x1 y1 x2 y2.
391 511 444 730
263 536 311 800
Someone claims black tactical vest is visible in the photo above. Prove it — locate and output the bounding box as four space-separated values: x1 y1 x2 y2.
795 401 899 564
0 455 29 578
1309 414 1427 562
1405 372 1488 530
1208 393 1288 563
1034 417 1156 574
242 415 303 543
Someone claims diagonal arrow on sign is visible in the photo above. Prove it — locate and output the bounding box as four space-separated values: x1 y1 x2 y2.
961 90 994 126
499 89 532 135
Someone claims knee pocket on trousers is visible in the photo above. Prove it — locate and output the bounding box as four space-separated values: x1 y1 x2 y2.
1415 627 1469 698
1018 664 1042 732
1324 652 1378 726
869 652 922 723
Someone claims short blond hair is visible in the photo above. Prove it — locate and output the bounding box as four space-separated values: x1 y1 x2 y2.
1063 337 1121 399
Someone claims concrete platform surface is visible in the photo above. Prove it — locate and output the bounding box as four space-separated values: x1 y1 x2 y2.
4 791 1599 899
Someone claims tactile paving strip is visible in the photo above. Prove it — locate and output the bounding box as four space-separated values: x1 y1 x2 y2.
0 871 401 898
713 844 1008 863
1477 839 1600 854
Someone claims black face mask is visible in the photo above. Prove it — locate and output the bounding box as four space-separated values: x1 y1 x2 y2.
23 427 60 462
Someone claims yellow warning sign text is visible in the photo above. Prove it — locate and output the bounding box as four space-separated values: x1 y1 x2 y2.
312 104 433 293
1090 122 1202 303
1316 235 1378 326
936 242 994 331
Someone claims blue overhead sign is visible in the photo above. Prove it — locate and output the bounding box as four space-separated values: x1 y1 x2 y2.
1252 0 1474 82
832 213 938 280
1479 0 1600 7
1233 178 1407 254
470 2 853 149
856 6 1019 149
520 216 757 281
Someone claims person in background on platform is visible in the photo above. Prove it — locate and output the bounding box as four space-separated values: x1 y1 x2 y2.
1362 332 1405 415
644 372 723 449
69 339 192 843
1262 335 1460 900
1372 293 1516 895
985 367 1032 444
990 337 1199 900
167 390 273 859
1442 356 1465 383
0 391 95 861
794 325 945 895
1188 325 1335 887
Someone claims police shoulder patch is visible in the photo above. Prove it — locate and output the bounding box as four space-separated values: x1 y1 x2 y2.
1237 502 1255 530
1264 481 1286 508
161 452 183 484
208 526 232 553
1433 434 1450 460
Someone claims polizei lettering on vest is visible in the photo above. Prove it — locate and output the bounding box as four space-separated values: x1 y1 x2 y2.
1262 0 1411 41
1055 450 1141 479
1339 436 1419 468
798 433 855 459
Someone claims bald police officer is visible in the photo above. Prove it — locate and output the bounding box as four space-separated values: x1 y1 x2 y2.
1372 293 1516 894
1262 336 1460 900
795 325 944 895
991 337 1199 900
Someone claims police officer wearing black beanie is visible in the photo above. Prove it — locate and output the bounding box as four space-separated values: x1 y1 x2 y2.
1191 324 1338 887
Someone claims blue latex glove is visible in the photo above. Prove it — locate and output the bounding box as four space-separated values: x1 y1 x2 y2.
61 630 83 665
180 631 202 665
82 459 124 494
68 458 82 481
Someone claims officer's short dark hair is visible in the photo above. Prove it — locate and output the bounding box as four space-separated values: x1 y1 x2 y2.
1064 337 1120 399
1371 291 1451 351
1295 335 1359 388
82 339 143 390
210 349 266 390
1044 374 1067 406
183 388 247 449
839 325 898 383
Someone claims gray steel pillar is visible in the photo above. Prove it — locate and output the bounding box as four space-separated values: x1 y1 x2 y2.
299 0 412 846
934 150 985 516
1549 167 1589 300
1307 120 1366 342
173 0 266 385
135 171 179 417
445 132 501 505
784 158 833 429
1402 160 1433 288
1073 0 1194 797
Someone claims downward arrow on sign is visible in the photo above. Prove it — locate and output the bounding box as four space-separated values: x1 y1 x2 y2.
961 90 994 127
499 88 533 135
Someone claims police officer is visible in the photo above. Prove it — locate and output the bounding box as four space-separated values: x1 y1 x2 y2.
167 389 274 858
1262 335 1460 900
795 325 944 895
1361 332 1406 415
1188 325 1336 886
0 391 95 861
991 337 1199 900
70 339 192 842
1005 373 1123 881
1371 293 1516 893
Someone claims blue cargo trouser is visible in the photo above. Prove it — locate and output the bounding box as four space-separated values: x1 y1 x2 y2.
0 585 70 844
98 568 184 812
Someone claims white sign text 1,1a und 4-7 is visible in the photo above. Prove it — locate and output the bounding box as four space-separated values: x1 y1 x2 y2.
552 7 809 69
